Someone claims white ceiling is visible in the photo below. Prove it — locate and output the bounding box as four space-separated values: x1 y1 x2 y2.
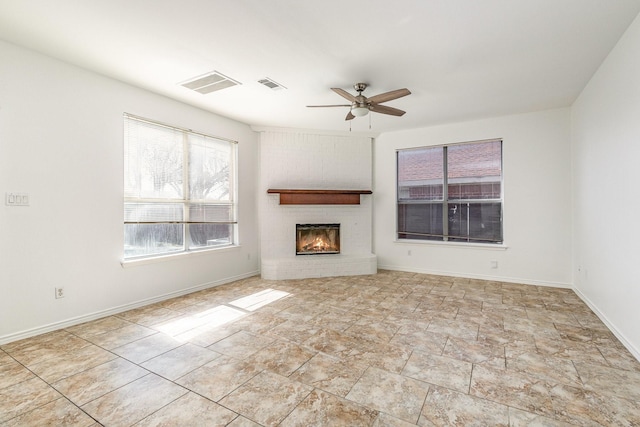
1 0 640 133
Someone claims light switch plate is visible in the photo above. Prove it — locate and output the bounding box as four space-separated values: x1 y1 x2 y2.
5 193 30 206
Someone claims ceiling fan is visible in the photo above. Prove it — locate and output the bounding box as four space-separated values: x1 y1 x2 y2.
307 83 411 121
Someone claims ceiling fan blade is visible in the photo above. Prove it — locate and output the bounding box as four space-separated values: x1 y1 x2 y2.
369 104 406 116
306 104 351 108
332 88 357 102
367 88 411 104
345 111 355 121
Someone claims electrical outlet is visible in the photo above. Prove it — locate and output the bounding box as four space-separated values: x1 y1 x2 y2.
490 260 498 269
55 287 65 299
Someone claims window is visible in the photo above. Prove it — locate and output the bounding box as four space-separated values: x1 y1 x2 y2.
397 139 502 244
123 114 237 259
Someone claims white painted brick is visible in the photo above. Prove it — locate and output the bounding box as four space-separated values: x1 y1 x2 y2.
259 131 376 279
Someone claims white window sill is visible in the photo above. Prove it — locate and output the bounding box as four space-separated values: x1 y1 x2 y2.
395 239 508 251
121 245 241 268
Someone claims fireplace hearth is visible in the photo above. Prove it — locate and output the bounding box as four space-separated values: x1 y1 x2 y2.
296 224 340 255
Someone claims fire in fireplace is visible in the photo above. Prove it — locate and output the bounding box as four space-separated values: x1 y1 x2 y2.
296 224 340 255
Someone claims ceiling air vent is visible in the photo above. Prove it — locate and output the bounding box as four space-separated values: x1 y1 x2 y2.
181 71 241 94
258 77 286 91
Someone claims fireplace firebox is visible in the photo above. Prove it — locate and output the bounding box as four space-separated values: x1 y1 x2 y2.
296 224 340 255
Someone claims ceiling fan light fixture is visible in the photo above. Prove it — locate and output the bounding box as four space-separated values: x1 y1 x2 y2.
351 106 369 117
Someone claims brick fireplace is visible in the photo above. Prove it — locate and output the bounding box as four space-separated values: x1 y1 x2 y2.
258 130 377 280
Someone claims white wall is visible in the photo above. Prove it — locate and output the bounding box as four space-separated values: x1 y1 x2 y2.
0 41 260 342
374 108 573 287
571 14 640 357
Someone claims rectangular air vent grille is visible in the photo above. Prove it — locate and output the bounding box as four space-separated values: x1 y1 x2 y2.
258 77 286 91
181 71 240 94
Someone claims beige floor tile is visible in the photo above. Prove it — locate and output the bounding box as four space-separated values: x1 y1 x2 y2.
65 316 133 338
548 382 640 426
426 318 479 340
534 337 608 366
470 365 558 419
306 307 361 331
346 366 430 424
503 317 557 336
575 361 640 400
81 373 187 426
2 397 94 427
230 312 288 334
0 377 61 423
85 323 157 350
390 327 448 355
597 344 640 372
245 340 315 377
513 351 583 385
289 353 367 397
219 371 313 426
276 303 327 322
343 341 412 374
418 386 509 426
345 319 400 343
0 350 12 365
111 332 182 364
1 330 69 354
141 342 221 380
267 319 322 344
174 322 242 347
175 355 262 401
507 407 576 427
0 359 35 389
1 271 638 426
28 344 117 384
53 358 148 406
554 323 615 344
372 412 419 427
442 336 505 368
208 330 274 359
402 351 473 393
116 305 182 326
134 392 237 426
5 332 91 366
280 388 378 426
226 416 263 427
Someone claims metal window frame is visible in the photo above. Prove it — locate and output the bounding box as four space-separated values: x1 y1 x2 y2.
396 138 503 243
123 114 238 259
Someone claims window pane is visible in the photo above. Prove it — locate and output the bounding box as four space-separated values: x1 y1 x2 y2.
189 134 231 201
448 202 502 243
189 224 233 249
124 120 184 199
397 147 443 201
124 203 185 258
189 203 234 223
124 203 183 222
448 141 501 200
398 203 443 240
124 224 184 257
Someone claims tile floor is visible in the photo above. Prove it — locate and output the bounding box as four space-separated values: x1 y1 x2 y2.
1 270 640 426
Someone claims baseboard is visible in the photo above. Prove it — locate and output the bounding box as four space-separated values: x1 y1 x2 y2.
572 287 640 362
377 264 572 289
0 270 260 345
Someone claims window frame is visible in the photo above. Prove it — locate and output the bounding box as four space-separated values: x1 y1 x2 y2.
396 138 503 245
123 113 238 261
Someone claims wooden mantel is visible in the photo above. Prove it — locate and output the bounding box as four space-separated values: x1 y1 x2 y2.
267 189 372 205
